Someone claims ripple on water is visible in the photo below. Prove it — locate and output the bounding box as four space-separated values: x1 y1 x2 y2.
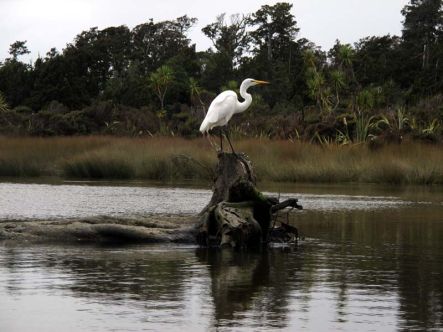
0 183 211 220
0 182 419 221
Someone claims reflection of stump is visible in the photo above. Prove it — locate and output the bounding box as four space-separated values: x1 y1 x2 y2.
197 152 302 249
195 249 271 320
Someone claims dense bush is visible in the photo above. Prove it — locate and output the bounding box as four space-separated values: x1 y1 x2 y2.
0 1 441 143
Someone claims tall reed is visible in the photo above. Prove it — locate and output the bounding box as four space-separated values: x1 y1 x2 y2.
0 136 442 185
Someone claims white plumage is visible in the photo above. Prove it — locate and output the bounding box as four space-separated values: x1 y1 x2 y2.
199 91 238 133
199 78 269 136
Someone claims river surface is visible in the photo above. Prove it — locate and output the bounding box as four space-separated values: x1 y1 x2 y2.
0 181 442 331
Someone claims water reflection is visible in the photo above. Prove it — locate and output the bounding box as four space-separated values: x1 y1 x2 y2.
292 204 443 331
1 185 443 331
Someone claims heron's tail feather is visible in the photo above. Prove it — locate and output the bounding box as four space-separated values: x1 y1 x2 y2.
199 119 209 133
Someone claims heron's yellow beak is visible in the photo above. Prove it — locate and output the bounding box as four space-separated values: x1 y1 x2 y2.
254 80 270 85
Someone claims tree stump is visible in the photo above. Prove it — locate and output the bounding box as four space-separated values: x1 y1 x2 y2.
197 152 302 249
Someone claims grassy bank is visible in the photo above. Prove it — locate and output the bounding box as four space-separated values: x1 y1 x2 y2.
0 136 442 185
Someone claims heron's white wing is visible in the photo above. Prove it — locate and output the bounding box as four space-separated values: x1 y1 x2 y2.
204 91 237 124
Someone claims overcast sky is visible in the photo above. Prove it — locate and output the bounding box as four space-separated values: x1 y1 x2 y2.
1 0 409 63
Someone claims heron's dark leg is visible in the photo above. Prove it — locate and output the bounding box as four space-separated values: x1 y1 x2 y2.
219 127 223 152
224 126 236 155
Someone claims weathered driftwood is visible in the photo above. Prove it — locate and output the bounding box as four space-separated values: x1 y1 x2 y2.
197 152 302 249
0 215 197 244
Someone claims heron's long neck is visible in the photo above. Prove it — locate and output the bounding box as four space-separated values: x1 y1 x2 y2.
236 82 252 114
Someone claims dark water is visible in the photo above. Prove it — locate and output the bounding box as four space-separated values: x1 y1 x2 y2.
1 182 443 331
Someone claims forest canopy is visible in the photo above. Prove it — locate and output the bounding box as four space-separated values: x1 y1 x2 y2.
0 1 442 142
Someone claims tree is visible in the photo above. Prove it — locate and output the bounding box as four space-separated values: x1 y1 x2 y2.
303 49 332 114
201 13 250 91
354 35 401 86
132 16 197 75
149 65 174 111
46 47 59 59
328 42 360 111
8 40 30 61
400 0 443 95
244 3 303 106
98 26 132 76
329 42 356 82
0 57 31 108
65 25 132 96
329 69 346 110
248 2 299 61
29 48 90 109
402 0 442 69
202 13 250 71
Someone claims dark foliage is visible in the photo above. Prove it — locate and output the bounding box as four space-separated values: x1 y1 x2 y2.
0 1 442 142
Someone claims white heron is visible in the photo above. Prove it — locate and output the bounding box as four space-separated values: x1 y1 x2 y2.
199 78 269 153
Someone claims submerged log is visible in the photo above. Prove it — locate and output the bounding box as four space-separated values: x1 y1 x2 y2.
197 152 302 249
0 215 197 244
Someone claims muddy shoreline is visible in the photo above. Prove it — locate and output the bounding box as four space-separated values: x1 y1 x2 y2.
0 215 198 244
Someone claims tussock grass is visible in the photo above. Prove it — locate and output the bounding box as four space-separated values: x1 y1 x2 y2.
63 152 135 179
0 136 110 177
0 136 442 185
59 137 216 181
